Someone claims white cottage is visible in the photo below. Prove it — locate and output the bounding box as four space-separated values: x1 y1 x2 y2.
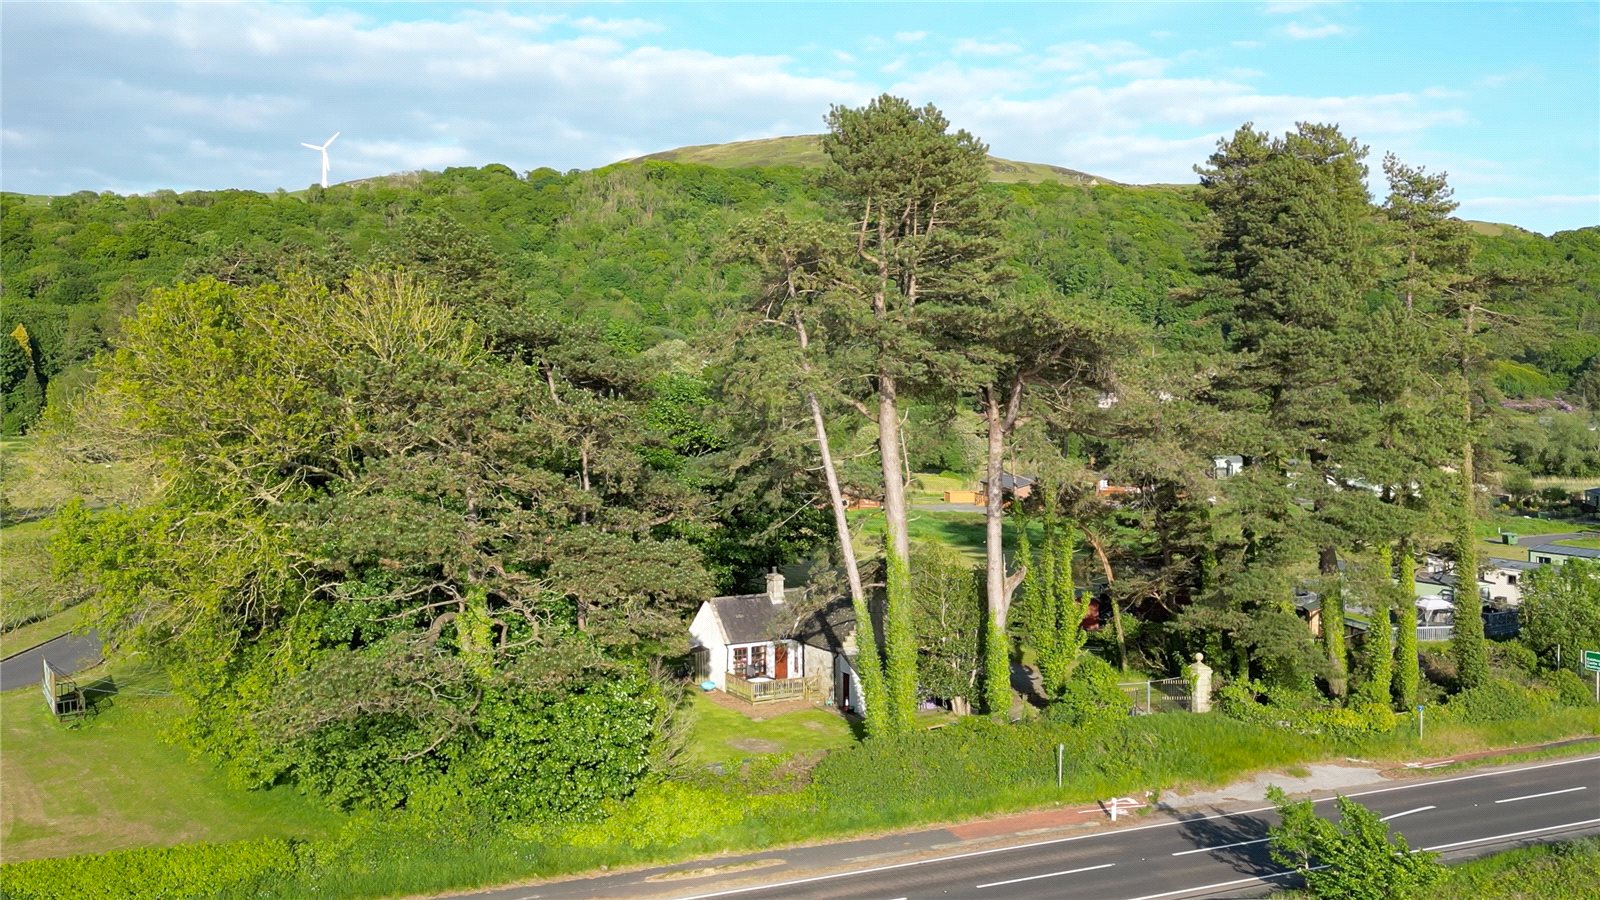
689 573 867 712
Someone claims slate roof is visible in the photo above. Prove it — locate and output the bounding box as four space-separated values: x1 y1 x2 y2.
1529 544 1600 560
706 587 806 644
791 594 860 656
980 471 1037 492
1485 557 1543 571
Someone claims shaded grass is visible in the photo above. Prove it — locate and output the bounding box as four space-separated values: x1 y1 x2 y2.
681 693 857 767
0 518 65 631
0 664 343 862
0 604 90 658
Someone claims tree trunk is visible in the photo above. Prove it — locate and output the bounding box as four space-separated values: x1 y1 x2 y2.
1086 533 1128 672
796 314 866 609
983 388 1008 629
877 374 910 564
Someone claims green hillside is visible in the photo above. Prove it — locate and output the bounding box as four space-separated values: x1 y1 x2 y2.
630 134 1114 185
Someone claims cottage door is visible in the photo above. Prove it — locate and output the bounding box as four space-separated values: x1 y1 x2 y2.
773 643 788 679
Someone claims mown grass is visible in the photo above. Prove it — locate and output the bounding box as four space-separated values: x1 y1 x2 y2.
681 692 857 767
0 662 343 862
1554 537 1600 549
1474 512 1590 539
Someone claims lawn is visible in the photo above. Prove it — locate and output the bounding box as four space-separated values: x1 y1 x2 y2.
0 662 343 862
681 692 857 767
1474 512 1590 540
1554 537 1600 550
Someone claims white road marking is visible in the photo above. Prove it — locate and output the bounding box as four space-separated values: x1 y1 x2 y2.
975 863 1115 889
1422 817 1600 852
1379 805 1436 822
1170 837 1269 856
1119 865 1327 900
673 755 1600 899
1494 786 1587 804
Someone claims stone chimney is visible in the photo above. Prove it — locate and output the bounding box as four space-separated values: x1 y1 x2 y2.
766 570 785 604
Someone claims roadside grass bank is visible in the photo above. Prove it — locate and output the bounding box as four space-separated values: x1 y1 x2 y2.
1437 835 1600 899
1272 836 1600 899
5 704 1597 899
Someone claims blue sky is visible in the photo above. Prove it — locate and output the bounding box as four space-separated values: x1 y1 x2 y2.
3 1 1596 232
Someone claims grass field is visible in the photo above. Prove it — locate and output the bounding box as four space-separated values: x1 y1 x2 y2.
681 692 857 767
1554 537 1600 549
0 660 343 862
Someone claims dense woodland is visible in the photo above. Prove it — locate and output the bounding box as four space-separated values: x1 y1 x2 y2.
3 96 1599 825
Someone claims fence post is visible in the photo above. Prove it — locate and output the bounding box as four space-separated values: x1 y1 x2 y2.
1145 681 1152 714
1056 743 1064 789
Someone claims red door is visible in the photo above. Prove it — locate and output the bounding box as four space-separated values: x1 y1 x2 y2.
773 644 789 679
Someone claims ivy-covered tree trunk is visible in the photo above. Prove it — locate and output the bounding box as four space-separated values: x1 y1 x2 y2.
981 618 1010 717
1321 580 1348 700
883 540 918 732
1451 446 1487 689
1394 546 1420 708
1362 545 1395 707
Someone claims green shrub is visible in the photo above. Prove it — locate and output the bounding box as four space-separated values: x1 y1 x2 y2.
1217 680 1396 740
1489 641 1538 676
1045 655 1130 729
1441 678 1557 724
1544 668 1597 708
0 837 299 900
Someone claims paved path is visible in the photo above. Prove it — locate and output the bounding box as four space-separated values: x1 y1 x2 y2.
0 631 102 691
451 752 1600 900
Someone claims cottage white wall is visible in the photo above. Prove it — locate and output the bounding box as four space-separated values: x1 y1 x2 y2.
688 603 728 690
802 643 835 703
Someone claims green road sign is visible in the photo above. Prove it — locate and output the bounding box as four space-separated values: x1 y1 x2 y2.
1583 650 1600 673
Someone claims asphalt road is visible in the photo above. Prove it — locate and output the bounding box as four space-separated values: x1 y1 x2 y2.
472 754 1600 900
0 631 102 691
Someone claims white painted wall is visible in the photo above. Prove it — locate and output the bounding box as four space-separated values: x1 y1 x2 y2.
688 602 728 690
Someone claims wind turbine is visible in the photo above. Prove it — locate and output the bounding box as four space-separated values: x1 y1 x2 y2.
300 131 340 188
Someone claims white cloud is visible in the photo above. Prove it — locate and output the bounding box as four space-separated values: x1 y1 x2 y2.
895 30 927 43
570 16 664 38
1284 21 1349 39
1262 1 1338 14
953 38 1024 57
5 0 1567 231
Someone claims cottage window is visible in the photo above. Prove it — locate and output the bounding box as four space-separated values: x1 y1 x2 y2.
1507 574 1518 585
750 645 769 677
732 646 748 676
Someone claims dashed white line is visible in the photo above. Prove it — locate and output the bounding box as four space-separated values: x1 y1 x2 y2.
1494 786 1587 804
673 755 1600 899
1119 866 1327 900
976 863 1115 889
1170 837 1269 857
1379 805 1436 822
1422 817 1600 852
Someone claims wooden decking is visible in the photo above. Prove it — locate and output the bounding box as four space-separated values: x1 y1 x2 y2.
723 675 806 703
